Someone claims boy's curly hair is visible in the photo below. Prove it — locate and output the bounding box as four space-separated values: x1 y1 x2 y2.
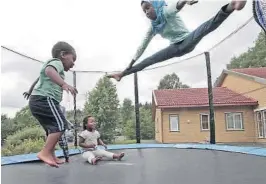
52 41 77 61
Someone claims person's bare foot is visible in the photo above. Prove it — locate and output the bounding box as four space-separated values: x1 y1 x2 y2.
91 156 102 165
54 157 65 164
37 151 59 168
106 73 123 82
118 152 125 161
229 0 247 11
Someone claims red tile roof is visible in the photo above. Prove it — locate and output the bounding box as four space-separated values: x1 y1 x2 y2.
231 67 266 79
153 87 258 108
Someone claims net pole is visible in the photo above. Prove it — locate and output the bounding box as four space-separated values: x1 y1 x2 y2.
134 73 141 144
205 52 216 144
73 71 78 148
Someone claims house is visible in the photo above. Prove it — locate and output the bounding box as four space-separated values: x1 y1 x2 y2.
152 87 259 144
215 67 266 142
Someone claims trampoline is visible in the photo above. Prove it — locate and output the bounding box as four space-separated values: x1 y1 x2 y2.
2 144 266 184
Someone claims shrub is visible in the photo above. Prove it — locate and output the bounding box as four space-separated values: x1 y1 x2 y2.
2 138 45 156
5 126 46 147
2 126 46 156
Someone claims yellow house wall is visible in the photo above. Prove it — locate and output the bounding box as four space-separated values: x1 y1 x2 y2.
221 74 266 109
161 106 256 143
155 108 163 143
220 74 266 141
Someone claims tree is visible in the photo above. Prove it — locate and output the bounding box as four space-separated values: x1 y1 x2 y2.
83 77 119 143
124 119 135 140
1 114 15 144
66 109 83 128
121 99 134 124
227 31 266 69
123 103 155 140
139 102 152 110
12 106 39 129
158 73 190 89
139 107 154 140
1 106 39 144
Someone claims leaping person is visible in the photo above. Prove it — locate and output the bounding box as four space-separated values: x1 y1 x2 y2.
107 0 247 82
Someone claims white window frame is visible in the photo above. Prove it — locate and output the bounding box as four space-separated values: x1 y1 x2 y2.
169 115 179 132
200 113 210 131
225 112 244 130
264 111 266 138
256 110 266 138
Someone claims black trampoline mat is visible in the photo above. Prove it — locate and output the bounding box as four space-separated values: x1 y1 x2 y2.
2 148 266 184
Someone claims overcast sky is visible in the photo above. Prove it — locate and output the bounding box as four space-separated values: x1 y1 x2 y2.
1 0 262 117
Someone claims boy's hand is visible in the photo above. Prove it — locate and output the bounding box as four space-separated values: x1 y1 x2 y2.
61 83 78 96
23 91 31 100
186 0 198 5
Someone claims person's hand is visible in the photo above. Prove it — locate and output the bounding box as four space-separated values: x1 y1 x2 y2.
23 91 31 100
61 83 78 96
186 0 198 5
87 143 96 149
102 144 107 150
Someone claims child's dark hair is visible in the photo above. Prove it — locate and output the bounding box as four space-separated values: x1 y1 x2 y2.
83 115 92 130
52 41 77 61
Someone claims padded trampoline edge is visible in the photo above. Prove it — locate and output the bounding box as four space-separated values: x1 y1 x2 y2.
2 143 266 165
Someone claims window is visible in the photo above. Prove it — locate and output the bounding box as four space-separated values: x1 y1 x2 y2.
169 115 179 132
264 111 266 137
225 113 243 130
200 114 209 131
256 110 266 138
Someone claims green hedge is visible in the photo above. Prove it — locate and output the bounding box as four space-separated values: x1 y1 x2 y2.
2 126 46 156
2 138 45 156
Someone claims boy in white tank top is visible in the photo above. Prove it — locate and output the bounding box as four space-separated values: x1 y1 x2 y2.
79 115 125 165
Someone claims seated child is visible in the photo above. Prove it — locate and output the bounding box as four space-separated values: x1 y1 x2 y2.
79 115 125 165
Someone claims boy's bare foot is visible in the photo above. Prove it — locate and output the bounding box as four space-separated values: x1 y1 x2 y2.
118 152 125 161
37 151 59 168
54 157 65 164
91 156 102 165
106 73 123 82
52 152 65 164
229 0 247 11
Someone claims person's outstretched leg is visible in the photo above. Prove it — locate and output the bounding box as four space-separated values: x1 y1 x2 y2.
107 43 183 81
107 0 247 82
179 0 247 51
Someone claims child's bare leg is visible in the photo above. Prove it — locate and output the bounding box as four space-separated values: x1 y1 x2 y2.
91 156 102 165
37 132 63 168
113 152 125 161
82 151 102 165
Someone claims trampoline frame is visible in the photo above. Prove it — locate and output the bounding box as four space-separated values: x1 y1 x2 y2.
2 143 266 166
